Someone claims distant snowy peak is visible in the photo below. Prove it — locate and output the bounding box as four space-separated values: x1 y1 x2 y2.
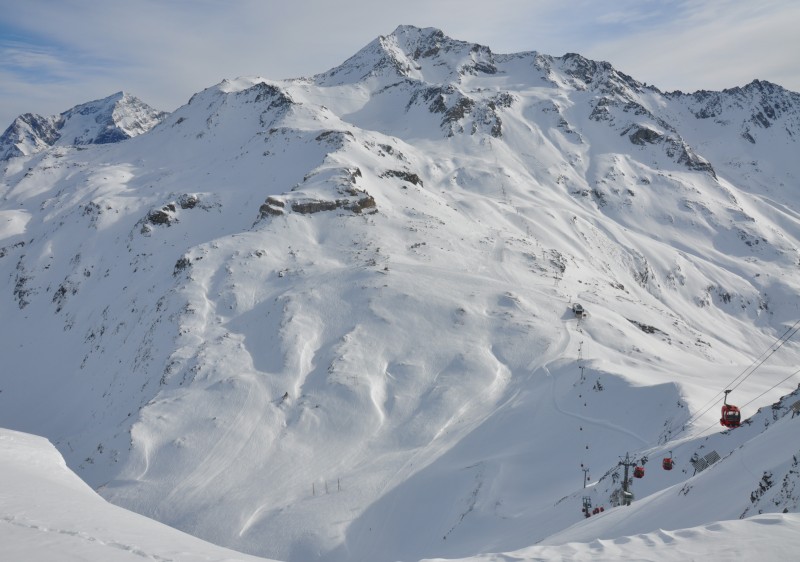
0 113 61 160
674 79 800 144
388 24 498 77
309 25 799 166
317 25 651 96
190 77 296 108
0 92 167 161
316 25 498 86
172 78 301 137
549 52 648 98
56 91 167 146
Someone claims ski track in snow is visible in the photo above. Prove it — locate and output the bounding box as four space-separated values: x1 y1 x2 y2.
544 361 649 447
164 376 265 503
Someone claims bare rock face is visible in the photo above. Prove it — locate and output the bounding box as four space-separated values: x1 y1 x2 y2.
283 193 376 216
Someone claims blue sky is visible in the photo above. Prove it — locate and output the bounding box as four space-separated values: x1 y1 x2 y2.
1 0 799 127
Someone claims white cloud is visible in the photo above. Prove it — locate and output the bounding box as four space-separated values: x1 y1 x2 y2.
582 0 800 91
2 47 65 72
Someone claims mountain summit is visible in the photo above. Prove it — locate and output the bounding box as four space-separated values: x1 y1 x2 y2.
0 91 166 160
316 25 498 85
1 25 799 562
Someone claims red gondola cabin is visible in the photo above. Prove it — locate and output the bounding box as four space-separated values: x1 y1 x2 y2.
720 404 741 428
720 390 741 428
633 466 645 478
662 457 673 470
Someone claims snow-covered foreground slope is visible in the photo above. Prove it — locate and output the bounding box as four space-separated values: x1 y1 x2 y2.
4 426 800 562
425 515 800 562
0 428 274 562
1 25 799 562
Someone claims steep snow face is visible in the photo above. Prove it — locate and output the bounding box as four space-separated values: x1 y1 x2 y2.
1 25 800 562
0 92 167 160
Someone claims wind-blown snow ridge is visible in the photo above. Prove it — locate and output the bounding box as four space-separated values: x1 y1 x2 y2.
1 24 799 562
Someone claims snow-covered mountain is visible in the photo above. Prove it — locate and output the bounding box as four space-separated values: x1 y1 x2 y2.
1 25 799 562
0 91 166 160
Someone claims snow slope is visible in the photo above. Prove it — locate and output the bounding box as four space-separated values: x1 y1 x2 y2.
424 514 800 562
1 25 799 562
3 425 800 561
0 428 274 562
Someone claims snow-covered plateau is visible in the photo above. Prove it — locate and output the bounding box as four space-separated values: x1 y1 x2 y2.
1 25 800 561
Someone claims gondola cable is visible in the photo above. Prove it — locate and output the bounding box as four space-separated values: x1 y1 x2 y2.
680 320 800 429
740 367 800 410
693 370 800 437
669 320 800 438
729 323 800 393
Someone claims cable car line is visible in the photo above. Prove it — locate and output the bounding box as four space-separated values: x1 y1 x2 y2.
740 367 800 410
666 320 799 440
680 320 799 430
691 344 799 438
728 322 800 393
595 322 797 511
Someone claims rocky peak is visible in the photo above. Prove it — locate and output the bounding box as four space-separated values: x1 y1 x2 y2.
387 25 497 78
728 80 800 118
389 25 447 58
59 91 168 145
671 79 800 143
734 79 783 96
554 52 644 98
0 113 62 160
0 92 167 161
316 25 497 86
